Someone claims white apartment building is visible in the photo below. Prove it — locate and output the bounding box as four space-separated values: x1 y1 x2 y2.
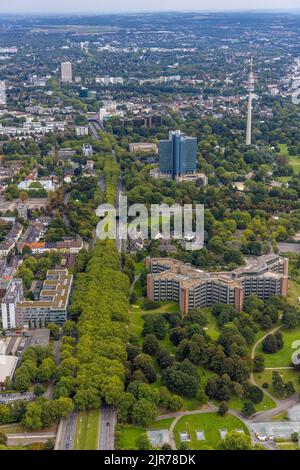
1 279 24 330
0 81 6 106
61 62 73 83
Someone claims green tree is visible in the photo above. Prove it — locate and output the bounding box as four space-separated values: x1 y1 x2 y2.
218 430 252 450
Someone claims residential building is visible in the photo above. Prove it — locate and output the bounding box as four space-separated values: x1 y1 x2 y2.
146 254 289 314
76 126 89 136
16 269 73 328
17 237 83 255
82 143 93 157
61 62 72 83
159 130 197 179
1 278 24 329
0 81 6 106
1 269 73 329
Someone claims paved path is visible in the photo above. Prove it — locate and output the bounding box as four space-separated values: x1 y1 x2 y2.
249 326 300 423
156 404 271 450
250 326 282 406
251 394 300 423
131 274 141 292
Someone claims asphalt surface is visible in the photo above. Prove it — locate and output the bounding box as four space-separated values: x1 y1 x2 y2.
98 405 117 450
55 411 78 450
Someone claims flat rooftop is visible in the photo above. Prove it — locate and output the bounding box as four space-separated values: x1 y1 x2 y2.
0 355 18 383
150 255 285 289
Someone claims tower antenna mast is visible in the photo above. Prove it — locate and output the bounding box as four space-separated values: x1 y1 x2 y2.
246 57 254 146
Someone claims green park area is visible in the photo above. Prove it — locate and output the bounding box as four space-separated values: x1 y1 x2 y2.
116 418 174 450
276 144 300 181
257 326 300 368
173 413 249 450
255 368 300 397
73 409 100 450
117 414 249 451
129 284 278 413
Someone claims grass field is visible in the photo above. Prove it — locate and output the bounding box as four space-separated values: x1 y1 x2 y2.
129 301 179 345
73 409 100 450
277 441 300 450
226 393 276 414
278 144 300 176
116 424 145 450
173 413 249 450
287 280 300 307
255 369 300 397
258 326 300 368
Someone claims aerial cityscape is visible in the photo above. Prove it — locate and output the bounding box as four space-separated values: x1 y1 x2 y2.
1 5 300 456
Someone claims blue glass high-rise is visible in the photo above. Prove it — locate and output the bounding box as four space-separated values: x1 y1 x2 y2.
159 130 197 179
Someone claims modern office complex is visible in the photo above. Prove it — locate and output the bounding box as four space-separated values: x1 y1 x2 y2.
1 269 73 329
159 130 198 179
147 254 289 314
61 61 73 83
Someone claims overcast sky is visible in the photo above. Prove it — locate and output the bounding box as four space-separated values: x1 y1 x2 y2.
2 0 300 14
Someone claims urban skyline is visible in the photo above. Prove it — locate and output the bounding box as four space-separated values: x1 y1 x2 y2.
2 1 300 13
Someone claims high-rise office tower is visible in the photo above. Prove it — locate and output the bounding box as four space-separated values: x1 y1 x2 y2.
0 81 6 106
246 58 255 146
61 62 73 83
159 130 197 179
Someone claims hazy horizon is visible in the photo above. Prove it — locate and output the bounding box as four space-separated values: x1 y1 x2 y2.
1 0 300 14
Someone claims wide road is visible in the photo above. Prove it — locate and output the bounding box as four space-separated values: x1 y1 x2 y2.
54 411 78 450
116 177 127 253
98 405 117 450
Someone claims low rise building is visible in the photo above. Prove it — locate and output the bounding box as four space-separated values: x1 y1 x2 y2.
18 237 83 255
0 355 18 389
129 143 158 154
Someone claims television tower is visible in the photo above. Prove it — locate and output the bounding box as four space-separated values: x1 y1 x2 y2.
246 58 254 146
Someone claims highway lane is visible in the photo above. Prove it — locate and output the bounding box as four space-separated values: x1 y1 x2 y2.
55 411 78 450
98 405 117 450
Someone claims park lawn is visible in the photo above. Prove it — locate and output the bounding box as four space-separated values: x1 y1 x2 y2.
73 409 100 450
173 413 249 450
278 143 300 175
258 326 300 367
289 157 300 175
287 280 300 307
135 262 145 275
277 441 300 450
133 279 143 297
225 393 276 414
148 418 174 430
129 301 179 346
255 369 300 397
200 307 219 341
117 424 145 450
